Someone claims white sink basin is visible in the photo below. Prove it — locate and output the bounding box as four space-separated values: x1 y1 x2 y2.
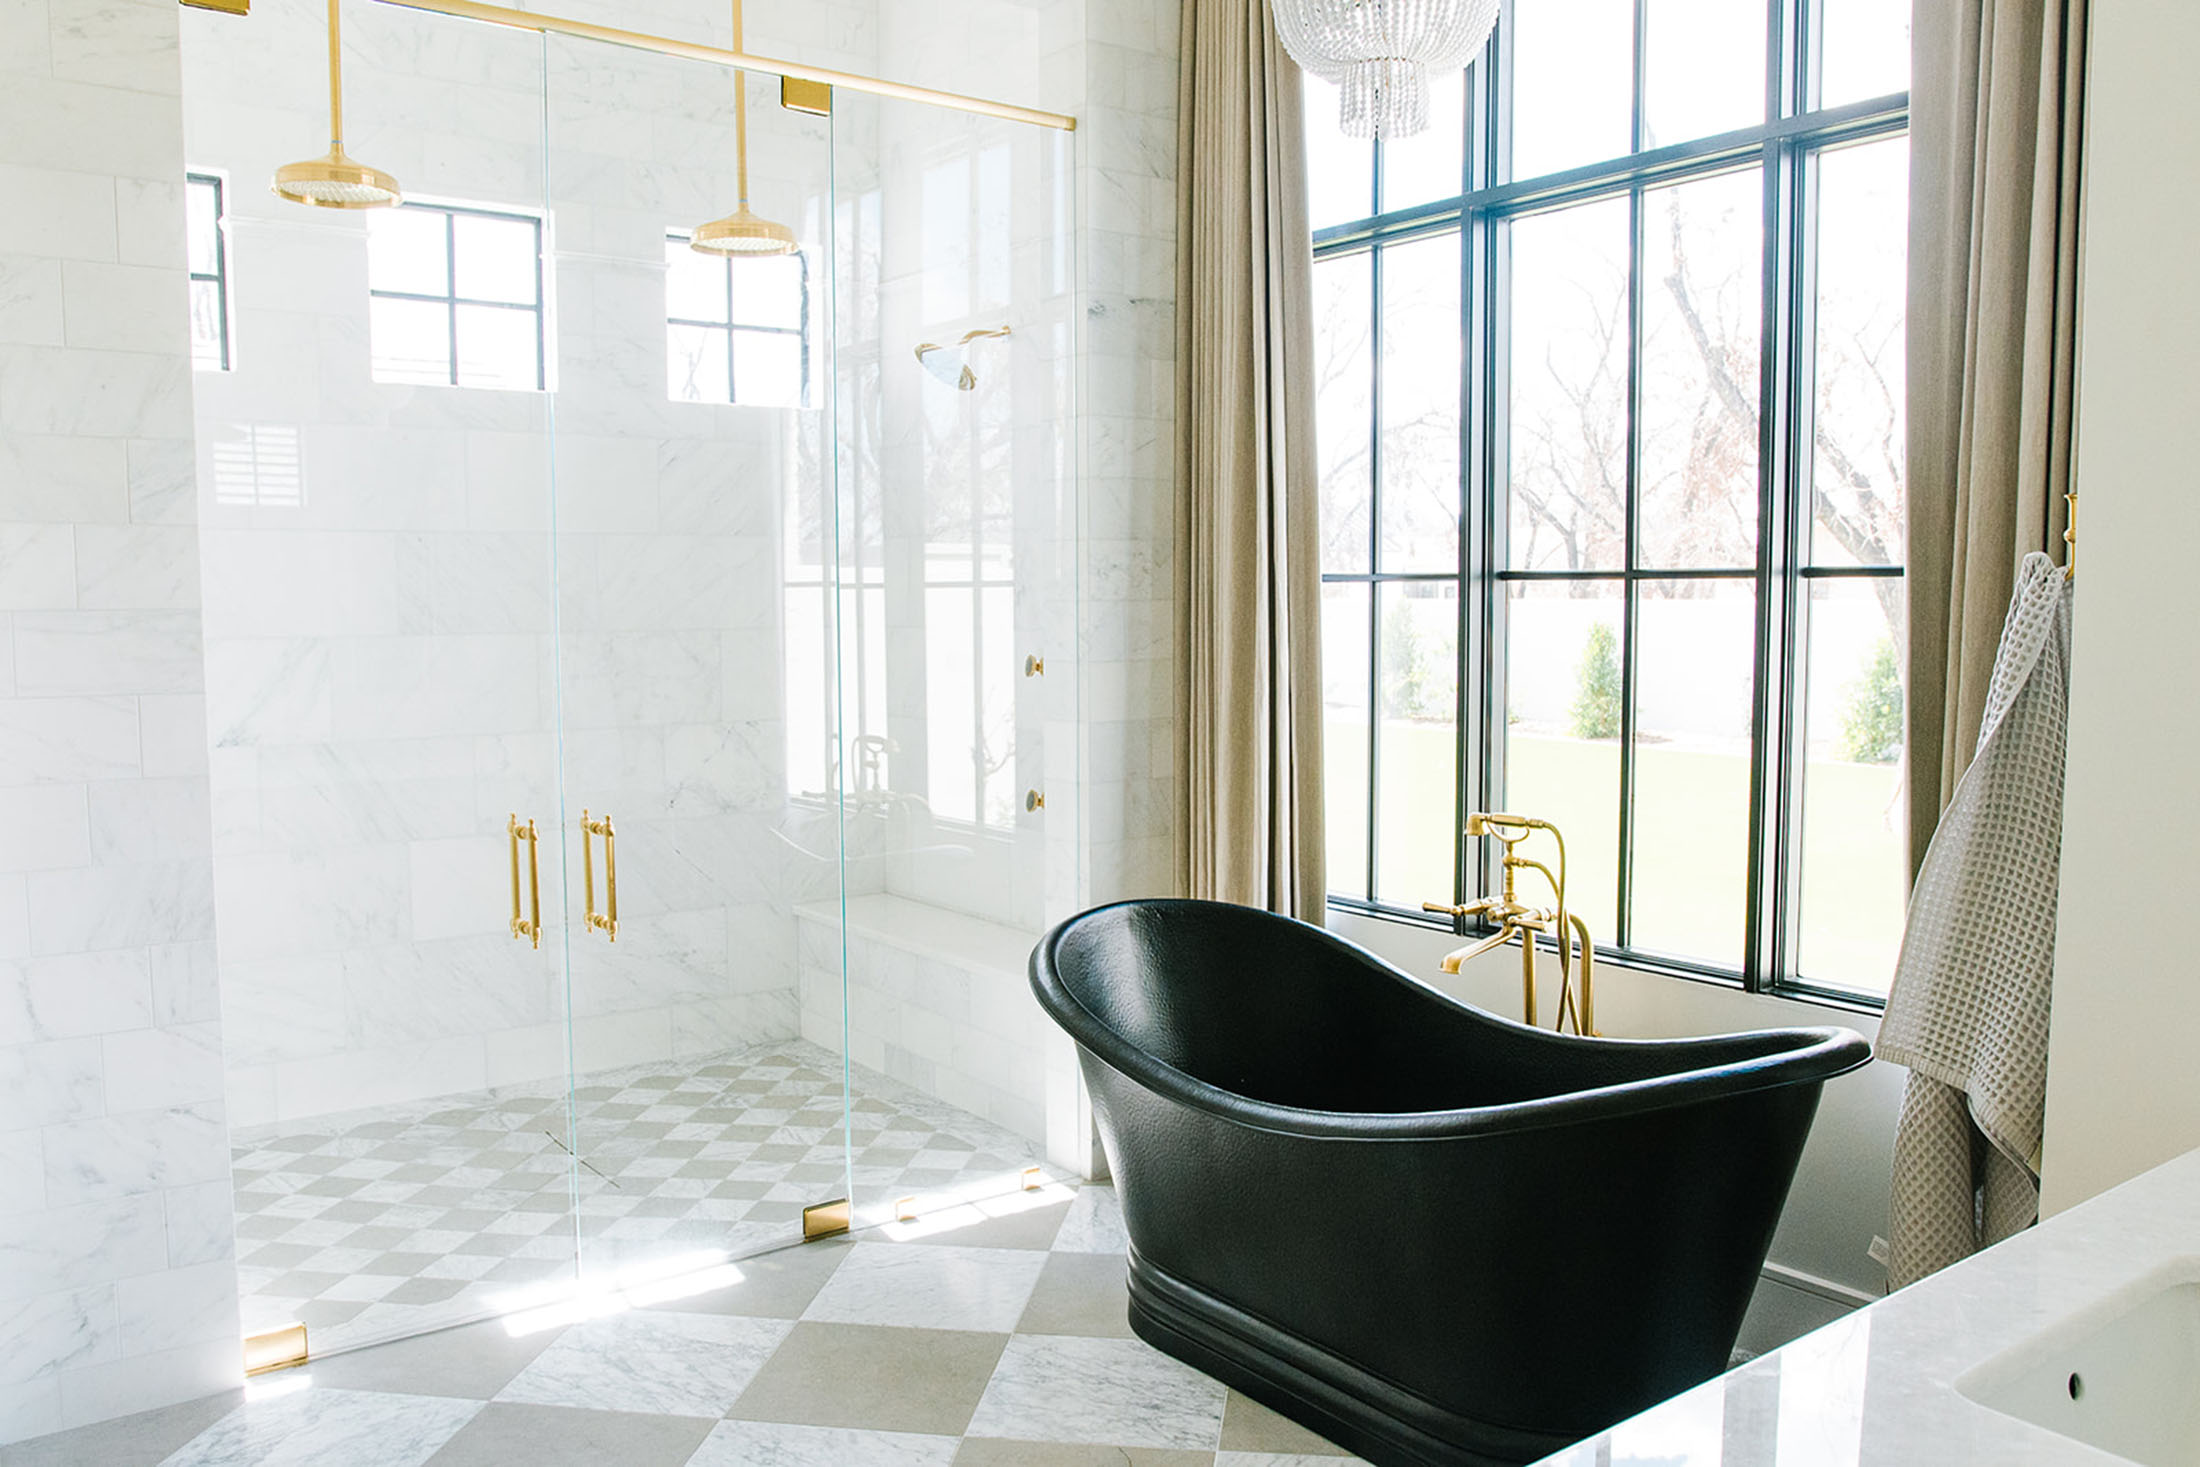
1957 1262 2200 1465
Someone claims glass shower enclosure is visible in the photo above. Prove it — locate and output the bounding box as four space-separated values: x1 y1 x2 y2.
182 0 1078 1356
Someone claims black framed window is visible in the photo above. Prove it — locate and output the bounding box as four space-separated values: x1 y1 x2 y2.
663 234 812 408
366 201 546 390
185 172 231 372
1312 0 1911 1003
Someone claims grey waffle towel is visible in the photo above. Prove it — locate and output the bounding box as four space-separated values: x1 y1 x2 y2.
1878 551 2073 1290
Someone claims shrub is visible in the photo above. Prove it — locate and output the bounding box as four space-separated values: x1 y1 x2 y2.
1839 636 1903 764
1569 621 1622 740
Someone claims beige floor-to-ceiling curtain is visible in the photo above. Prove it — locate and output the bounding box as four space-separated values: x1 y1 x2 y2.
1906 0 2086 873
1175 0 1325 918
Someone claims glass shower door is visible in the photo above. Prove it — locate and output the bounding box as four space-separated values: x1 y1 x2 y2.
541 37 853 1294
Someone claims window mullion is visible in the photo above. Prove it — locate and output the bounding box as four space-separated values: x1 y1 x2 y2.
1613 183 1645 953
1364 246 1384 903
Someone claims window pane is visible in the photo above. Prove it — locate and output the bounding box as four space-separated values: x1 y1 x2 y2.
732 330 804 408
1509 0 1633 181
1314 251 1374 573
1639 168 1762 569
185 178 219 278
665 237 730 323
1374 581 1458 908
925 585 976 823
1821 0 1911 108
1380 67 1467 212
367 207 450 296
1628 579 1754 964
1379 232 1461 572
369 296 452 384
668 321 729 403
454 303 538 390
730 253 804 329
1796 577 1906 993
189 279 224 371
452 212 538 305
1642 0 1766 149
1304 73 1375 230
1501 580 1622 939
1507 199 1629 571
1810 137 1907 567
1323 583 1372 901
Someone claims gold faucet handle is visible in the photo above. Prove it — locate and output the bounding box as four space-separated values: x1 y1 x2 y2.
1422 899 1494 920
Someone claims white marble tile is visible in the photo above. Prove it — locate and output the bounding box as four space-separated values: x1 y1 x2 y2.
0 1194 167 1303
0 1285 119 1383
0 162 116 263
162 1177 239 1269
1051 1184 1128 1255
86 777 212 865
1215 1456 1367 1466
139 697 210 780
158 1386 481 1467
0 948 151 1046
74 524 201 610
0 1035 105 1127
966 1334 1228 1450
148 941 219 1026
41 1100 228 1206
0 523 77 607
495 1309 793 1418
802 1242 1047 1333
99 1022 225 1112
0 698 141 787
687 1420 962 1467
115 1257 239 1353
12 611 203 697
60 261 185 355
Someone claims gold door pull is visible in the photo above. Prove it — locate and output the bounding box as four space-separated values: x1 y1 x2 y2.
581 810 618 941
508 814 541 948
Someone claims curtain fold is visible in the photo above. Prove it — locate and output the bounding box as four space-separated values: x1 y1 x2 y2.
1905 0 2086 874
1175 0 1325 918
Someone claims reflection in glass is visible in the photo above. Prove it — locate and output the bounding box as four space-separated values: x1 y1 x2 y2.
1314 251 1373 572
1509 0 1632 181
1629 579 1754 964
1502 580 1621 938
1380 233 1461 572
1797 577 1907 993
1643 0 1765 149
1811 137 1908 568
1380 67 1467 212
1304 73 1374 230
1820 0 1911 108
1639 168 1761 569
1507 198 1629 571
1375 582 1459 907
1323 583 1372 901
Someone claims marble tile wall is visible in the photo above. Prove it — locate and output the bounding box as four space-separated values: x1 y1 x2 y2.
0 0 241 1443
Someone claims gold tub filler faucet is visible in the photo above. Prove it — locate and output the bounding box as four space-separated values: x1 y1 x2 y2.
1423 813 1597 1036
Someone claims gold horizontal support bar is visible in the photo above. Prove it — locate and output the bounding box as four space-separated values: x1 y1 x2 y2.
369 0 1076 131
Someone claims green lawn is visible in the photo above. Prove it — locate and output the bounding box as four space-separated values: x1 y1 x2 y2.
1326 716 1904 992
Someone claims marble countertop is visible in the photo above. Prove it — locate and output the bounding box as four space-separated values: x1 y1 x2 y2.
1533 1144 2200 1465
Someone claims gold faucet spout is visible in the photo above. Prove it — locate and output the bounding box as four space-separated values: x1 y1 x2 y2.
1437 928 1515 975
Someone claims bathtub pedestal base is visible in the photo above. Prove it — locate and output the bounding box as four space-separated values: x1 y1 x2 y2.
1127 1248 1569 1467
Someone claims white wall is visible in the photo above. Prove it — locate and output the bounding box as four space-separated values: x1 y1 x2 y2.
2037 0 2200 1216
0 0 240 1441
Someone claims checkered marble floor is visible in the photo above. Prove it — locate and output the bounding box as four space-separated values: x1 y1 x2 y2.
19 1185 1370 1467
230 1040 1050 1354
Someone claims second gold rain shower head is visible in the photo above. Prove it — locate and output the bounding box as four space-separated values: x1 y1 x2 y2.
273 0 402 209
690 0 797 257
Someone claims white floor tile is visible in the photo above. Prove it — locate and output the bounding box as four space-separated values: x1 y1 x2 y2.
965 1334 1228 1450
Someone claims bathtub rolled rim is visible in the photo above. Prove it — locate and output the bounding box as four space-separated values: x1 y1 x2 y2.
1030 898 1875 1143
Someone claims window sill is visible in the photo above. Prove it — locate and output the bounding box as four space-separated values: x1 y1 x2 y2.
1324 897 1888 1017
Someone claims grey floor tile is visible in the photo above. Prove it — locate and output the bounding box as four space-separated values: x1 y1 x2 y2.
642 1240 850 1319
1214 1455 1372 1466
884 1198 1072 1251
158 1387 480 1467
420 1402 713 1466
1218 1392 1354 1456
1014 1252 1132 1338
495 1311 791 1418
803 1242 1046 1333
952 1442 1213 1466
966 1334 1228 1451
729 1321 1007 1436
303 1318 560 1400
688 1419 961 1466
0 1391 240 1467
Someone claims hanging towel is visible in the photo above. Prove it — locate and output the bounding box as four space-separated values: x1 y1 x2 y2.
1879 550 2073 1290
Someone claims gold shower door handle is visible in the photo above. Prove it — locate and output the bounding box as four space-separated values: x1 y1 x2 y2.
581 810 618 941
508 814 541 948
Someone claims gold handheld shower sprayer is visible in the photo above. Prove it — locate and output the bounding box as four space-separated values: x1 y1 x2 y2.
273 0 402 208
690 0 798 256
1423 812 1597 1036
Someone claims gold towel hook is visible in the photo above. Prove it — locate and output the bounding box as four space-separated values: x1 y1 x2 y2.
2063 491 2077 581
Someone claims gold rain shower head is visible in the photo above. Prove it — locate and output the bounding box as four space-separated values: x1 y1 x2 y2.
690 0 797 257
273 0 401 208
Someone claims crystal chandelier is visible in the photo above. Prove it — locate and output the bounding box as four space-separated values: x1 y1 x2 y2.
1272 0 1501 138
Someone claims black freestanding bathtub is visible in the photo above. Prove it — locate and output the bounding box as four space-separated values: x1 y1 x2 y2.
1029 900 1872 1467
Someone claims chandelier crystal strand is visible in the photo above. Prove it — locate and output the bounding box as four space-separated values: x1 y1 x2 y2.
1271 0 1502 139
